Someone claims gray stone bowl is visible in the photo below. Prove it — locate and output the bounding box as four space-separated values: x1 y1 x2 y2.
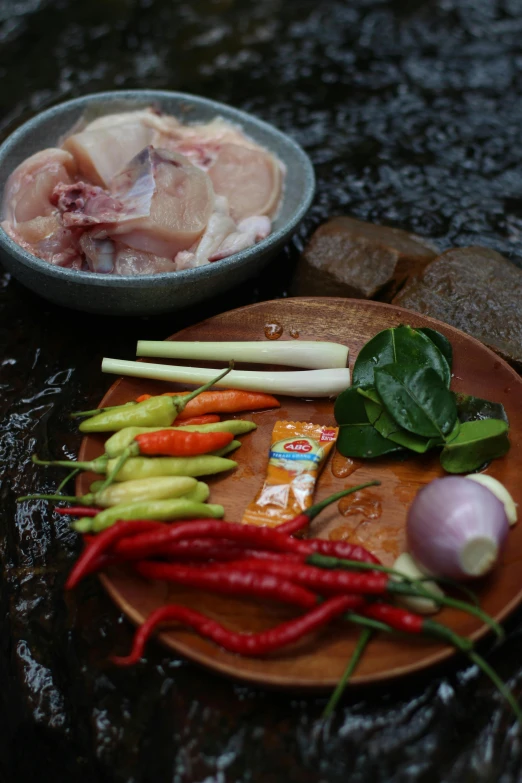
0 90 315 315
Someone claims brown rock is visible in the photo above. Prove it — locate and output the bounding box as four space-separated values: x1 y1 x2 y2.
393 246 522 370
294 216 438 300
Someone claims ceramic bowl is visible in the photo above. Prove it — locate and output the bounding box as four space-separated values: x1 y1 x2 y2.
0 90 315 315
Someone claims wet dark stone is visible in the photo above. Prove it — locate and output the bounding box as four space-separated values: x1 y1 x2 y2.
2 1 522 781
393 247 522 370
294 216 438 300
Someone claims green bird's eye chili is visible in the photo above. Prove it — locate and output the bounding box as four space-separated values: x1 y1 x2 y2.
33 454 238 482
77 364 234 433
73 497 226 534
18 476 199 509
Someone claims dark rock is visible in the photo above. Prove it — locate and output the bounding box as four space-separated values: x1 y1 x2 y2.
393 247 522 370
294 217 438 300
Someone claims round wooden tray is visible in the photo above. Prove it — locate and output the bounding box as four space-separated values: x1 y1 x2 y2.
77 298 522 689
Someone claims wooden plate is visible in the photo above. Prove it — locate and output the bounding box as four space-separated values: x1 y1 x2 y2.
77 298 522 689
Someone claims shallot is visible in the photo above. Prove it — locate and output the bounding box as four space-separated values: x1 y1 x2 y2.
407 477 509 580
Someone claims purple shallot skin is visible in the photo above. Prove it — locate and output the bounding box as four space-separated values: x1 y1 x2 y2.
406 476 509 580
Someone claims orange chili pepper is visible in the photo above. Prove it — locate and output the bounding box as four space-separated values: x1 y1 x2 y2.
134 428 233 457
134 389 280 418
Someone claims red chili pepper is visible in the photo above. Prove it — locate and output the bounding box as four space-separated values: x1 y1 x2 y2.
303 539 381 565
159 539 303 563
55 506 99 517
113 521 380 569
134 429 233 457
207 558 389 596
135 561 319 609
112 594 365 665
65 520 165 590
81 540 302 582
361 603 423 633
115 520 307 560
176 415 221 426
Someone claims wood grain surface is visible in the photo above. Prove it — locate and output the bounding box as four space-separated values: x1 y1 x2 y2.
77 298 522 689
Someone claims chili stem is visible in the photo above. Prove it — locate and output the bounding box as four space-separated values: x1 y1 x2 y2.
392 584 503 639
31 455 107 472
177 362 234 411
95 447 131 493
17 494 78 502
323 628 372 718
56 467 80 493
70 402 137 419
307 554 503 639
344 613 396 635
467 650 522 724
343 614 520 723
305 482 381 521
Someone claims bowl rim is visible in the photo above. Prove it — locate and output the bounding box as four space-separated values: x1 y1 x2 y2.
0 89 315 287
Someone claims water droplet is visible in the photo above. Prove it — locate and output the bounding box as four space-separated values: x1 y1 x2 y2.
264 322 283 340
289 327 300 339
338 491 382 519
331 452 362 478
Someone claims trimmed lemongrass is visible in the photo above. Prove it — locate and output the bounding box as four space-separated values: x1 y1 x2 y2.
136 340 349 370
101 358 351 398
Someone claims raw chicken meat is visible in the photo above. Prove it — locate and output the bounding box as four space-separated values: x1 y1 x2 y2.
208 144 282 221
54 147 214 257
1 107 284 275
3 148 76 224
210 216 272 261
62 116 155 187
79 231 115 273
114 246 178 275
106 148 215 257
3 214 82 267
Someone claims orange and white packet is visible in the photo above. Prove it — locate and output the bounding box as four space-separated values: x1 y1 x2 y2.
242 420 338 528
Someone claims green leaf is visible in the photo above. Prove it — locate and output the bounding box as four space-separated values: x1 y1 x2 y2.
440 419 510 473
454 393 509 425
418 328 453 370
335 388 404 458
363 397 441 454
356 387 381 405
334 387 370 425
445 418 461 443
375 364 458 438
337 424 404 459
352 326 451 388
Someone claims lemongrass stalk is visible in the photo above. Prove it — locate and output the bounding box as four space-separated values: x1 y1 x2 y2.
136 340 349 370
101 359 351 397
